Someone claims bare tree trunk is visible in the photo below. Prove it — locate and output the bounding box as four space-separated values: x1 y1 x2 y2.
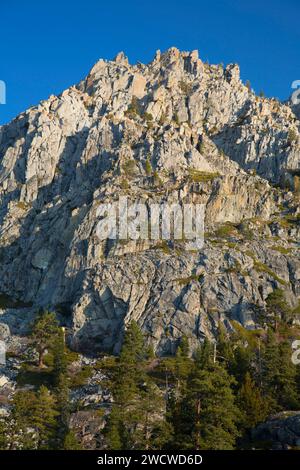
194 397 201 450
38 349 45 368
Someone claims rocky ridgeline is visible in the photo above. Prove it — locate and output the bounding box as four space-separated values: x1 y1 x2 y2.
0 47 299 354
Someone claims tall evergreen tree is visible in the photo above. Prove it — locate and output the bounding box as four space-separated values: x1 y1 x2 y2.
216 324 234 366
262 330 299 411
52 328 72 448
238 372 268 431
229 343 255 386
173 336 192 393
31 311 60 368
9 390 37 449
52 328 68 386
266 289 292 329
170 346 240 450
63 431 82 450
31 385 59 449
0 419 7 449
105 321 171 450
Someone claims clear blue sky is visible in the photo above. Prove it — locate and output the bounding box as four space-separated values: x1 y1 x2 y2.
0 0 299 125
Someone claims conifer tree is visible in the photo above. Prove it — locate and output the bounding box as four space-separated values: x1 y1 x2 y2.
216 324 234 366
262 330 299 411
52 328 72 448
52 327 68 386
9 390 37 449
105 406 123 450
32 385 59 449
173 336 192 393
197 338 214 369
0 419 7 449
170 345 240 450
63 431 82 450
55 373 70 447
238 372 268 431
31 311 60 368
106 321 172 450
229 343 254 386
134 379 172 450
266 289 292 328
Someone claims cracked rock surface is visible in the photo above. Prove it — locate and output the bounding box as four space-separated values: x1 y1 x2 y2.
0 48 299 354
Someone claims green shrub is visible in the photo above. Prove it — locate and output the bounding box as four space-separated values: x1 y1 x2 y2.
270 245 291 255
175 274 200 285
151 240 170 254
214 223 236 238
253 260 287 286
125 97 140 118
158 112 167 126
120 177 129 189
225 260 243 274
153 170 163 186
188 169 220 183
70 366 93 388
179 80 192 95
287 129 298 145
237 223 254 240
17 201 30 210
145 158 152 176
122 160 137 177
143 112 153 122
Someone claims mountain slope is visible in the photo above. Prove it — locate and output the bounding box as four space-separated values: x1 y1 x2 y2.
0 48 299 354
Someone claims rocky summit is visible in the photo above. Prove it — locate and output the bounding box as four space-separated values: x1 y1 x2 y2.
0 47 299 355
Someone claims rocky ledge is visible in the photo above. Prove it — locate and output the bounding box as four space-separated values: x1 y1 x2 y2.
0 48 299 354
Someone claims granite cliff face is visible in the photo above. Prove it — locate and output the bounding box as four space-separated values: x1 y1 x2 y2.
0 48 299 354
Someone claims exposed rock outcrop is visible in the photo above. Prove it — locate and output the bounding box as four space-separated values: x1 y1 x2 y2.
0 48 299 353
252 412 300 449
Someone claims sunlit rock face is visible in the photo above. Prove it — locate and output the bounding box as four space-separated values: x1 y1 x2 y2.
0 48 299 354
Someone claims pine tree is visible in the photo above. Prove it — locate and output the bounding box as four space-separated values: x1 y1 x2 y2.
238 372 268 431
31 311 60 368
52 328 71 448
133 379 172 450
55 373 70 447
229 343 254 386
0 419 7 449
105 321 172 450
277 340 299 409
262 330 299 411
63 431 82 450
9 390 37 449
52 327 67 386
196 338 214 369
173 336 192 393
216 324 234 366
106 322 147 449
161 337 193 446
266 289 292 328
171 350 241 450
105 406 123 450
32 385 59 449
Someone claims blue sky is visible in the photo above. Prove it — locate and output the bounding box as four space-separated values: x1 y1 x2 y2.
0 0 299 125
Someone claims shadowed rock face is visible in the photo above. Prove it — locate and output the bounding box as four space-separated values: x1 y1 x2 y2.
252 412 300 449
0 48 299 354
